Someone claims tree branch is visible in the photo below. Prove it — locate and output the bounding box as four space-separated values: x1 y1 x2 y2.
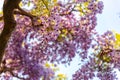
0 65 25 80
0 16 3 21
0 0 36 65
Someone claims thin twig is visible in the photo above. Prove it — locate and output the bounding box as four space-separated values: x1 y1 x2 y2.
41 0 49 11
41 0 50 15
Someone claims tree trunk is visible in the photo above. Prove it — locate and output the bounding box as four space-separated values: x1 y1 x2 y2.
0 0 21 64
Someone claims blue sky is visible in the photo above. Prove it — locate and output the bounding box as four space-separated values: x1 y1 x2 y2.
0 0 120 80
96 0 120 34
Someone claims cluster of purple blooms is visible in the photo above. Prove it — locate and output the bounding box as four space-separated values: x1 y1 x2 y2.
0 0 119 80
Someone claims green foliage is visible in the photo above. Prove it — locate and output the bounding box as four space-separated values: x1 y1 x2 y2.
31 0 57 16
